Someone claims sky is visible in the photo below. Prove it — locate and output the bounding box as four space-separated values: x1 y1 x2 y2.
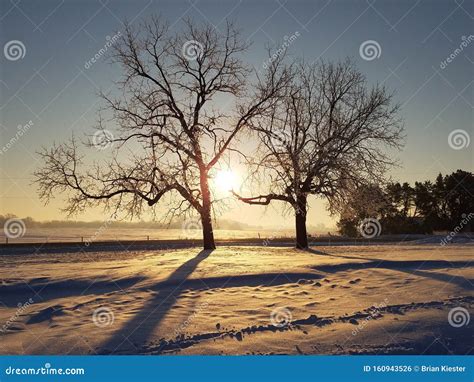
0 0 472 230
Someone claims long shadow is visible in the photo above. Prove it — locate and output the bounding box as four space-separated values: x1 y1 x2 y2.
99 249 213 354
306 248 473 289
144 272 324 292
404 268 473 289
0 276 143 307
306 248 334 257
307 248 372 261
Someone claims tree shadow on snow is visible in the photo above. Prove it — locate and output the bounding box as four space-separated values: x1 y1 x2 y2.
98 249 213 354
306 248 473 289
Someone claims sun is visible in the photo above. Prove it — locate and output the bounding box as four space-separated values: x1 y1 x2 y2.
213 169 239 193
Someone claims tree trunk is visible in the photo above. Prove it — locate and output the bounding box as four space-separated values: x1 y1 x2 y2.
295 194 308 249
200 201 215 250
199 168 216 250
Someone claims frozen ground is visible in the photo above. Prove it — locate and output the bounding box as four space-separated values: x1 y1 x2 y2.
0 244 472 355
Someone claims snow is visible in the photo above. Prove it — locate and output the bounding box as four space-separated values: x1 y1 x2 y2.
0 244 472 355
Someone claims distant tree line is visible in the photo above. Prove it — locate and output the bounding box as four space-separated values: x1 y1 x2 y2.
338 170 474 236
0 215 255 231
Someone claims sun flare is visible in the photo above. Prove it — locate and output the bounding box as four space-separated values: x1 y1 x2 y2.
213 170 239 193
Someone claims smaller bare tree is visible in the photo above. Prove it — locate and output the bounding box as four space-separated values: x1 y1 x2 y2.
34 17 290 250
234 59 404 249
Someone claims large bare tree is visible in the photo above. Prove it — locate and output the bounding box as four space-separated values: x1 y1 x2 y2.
34 18 289 249
234 59 404 249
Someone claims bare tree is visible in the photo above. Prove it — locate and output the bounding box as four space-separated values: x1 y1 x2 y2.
234 59 404 249
34 17 289 250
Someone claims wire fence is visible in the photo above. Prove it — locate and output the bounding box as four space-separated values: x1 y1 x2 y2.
1 234 158 245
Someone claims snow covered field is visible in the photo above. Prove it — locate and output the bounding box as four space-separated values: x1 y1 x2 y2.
0 244 472 355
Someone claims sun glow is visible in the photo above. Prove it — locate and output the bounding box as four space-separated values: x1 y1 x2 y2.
213 170 239 193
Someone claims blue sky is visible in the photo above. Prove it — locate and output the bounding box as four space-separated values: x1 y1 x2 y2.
0 0 472 228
